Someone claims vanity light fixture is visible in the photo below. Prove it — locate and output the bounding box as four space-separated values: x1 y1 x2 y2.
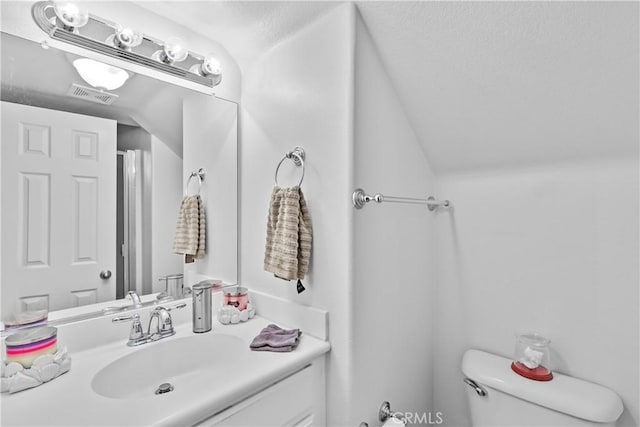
72 58 130 90
32 1 223 91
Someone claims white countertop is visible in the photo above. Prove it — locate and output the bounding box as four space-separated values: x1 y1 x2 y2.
1 315 330 426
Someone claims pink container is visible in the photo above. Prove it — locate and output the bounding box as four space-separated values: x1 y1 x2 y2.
223 287 249 311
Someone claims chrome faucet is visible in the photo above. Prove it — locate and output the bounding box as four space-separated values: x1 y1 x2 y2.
112 303 186 346
148 307 175 340
128 291 142 308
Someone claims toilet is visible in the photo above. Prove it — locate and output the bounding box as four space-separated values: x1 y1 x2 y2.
462 349 624 426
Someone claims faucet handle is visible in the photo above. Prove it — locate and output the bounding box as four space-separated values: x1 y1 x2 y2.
168 303 187 311
113 313 146 346
112 314 134 322
128 314 144 341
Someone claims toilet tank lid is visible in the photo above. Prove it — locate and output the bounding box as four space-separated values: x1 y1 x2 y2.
462 349 624 423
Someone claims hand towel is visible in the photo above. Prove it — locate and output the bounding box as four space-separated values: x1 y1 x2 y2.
250 324 301 352
264 186 312 283
173 195 205 263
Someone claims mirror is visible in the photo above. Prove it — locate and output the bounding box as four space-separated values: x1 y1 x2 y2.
1 31 238 326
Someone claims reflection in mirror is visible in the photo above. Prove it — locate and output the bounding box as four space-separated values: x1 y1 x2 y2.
1 32 238 327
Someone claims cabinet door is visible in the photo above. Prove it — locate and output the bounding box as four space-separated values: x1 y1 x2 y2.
195 364 319 427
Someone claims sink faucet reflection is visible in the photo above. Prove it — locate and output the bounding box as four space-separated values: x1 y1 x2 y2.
112 304 186 347
128 291 143 308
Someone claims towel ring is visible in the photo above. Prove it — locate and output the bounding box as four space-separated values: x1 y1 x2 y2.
274 147 305 188
185 168 205 196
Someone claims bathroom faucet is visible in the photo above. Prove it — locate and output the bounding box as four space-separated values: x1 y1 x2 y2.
148 307 175 340
128 291 142 308
112 303 186 346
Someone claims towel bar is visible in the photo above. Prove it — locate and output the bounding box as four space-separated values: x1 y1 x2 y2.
352 188 450 211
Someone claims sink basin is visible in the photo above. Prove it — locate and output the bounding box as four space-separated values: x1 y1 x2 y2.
91 333 245 399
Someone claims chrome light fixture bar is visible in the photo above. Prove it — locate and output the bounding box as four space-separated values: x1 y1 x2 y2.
31 1 222 90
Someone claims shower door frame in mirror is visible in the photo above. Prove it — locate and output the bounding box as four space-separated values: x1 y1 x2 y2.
0 31 238 323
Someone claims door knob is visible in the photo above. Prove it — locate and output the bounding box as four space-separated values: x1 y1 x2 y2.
100 270 112 280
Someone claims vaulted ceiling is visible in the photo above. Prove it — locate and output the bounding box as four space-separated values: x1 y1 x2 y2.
141 1 638 172
357 2 638 172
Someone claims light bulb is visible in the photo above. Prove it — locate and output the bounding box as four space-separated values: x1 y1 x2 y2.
190 55 222 85
107 26 143 50
162 37 189 63
53 1 89 30
202 55 222 77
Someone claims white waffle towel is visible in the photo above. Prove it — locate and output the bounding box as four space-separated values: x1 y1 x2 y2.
173 195 205 263
264 187 312 281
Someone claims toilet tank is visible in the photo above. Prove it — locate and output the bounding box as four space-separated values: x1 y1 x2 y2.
462 349 623 427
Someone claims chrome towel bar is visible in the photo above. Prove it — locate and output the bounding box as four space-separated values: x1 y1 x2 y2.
352 188 450 211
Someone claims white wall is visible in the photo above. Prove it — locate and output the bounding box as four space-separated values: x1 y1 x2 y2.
352 12 436 427
433 157 639 426
239 4 356 425
183 94 238 287
235 3 637 427
150 135 183 293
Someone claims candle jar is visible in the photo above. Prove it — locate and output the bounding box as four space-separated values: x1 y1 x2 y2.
223 286 249 311
5 326 58 368
511 332 553 381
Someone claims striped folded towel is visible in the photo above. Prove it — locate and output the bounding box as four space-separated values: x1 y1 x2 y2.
173 195 205 263
264 186 312 285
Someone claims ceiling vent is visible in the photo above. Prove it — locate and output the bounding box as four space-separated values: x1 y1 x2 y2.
66 83 118 105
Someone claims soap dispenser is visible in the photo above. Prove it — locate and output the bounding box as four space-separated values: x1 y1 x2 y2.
192 282 213 333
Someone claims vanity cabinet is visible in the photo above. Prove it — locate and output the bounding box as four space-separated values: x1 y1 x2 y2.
194 359 325 427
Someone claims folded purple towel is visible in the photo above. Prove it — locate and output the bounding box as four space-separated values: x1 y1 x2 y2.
250 324 301 352
251 344 297 352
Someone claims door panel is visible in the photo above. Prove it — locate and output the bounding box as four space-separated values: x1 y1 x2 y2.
2 101 117 314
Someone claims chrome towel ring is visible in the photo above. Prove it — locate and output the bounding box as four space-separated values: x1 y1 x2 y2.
274 146 305 187
185 168 205 196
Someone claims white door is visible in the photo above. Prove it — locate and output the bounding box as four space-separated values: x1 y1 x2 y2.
1 101 116 314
